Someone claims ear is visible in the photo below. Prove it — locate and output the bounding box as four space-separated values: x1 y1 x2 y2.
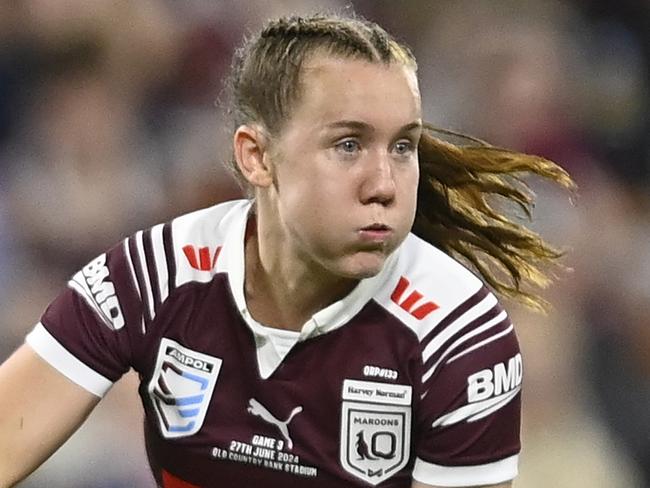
233 124 274 188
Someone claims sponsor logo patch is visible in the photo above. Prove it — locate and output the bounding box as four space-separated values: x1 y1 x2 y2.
340 380 411 485
247 399 303 450
468 353 523 403
431 353 523 428
182 245 221 271
69 253 125 330
148 338 222 438
390 276 439 320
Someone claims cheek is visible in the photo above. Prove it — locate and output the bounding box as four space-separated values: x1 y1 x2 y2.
281 178 329 215
283 168 348 217
280 185 351 251
399 165 420 209
279 181 333 234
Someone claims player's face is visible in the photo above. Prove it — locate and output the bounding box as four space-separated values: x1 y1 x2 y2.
269 55 421 279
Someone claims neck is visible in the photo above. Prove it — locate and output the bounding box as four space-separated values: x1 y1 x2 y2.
244 215 358 332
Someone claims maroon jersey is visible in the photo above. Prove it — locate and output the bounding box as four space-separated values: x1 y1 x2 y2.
26 199 521 487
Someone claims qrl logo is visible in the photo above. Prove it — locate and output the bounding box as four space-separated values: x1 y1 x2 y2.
340 405 410 485
467 353 523 403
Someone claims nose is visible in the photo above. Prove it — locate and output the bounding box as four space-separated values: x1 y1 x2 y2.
359 152 396 206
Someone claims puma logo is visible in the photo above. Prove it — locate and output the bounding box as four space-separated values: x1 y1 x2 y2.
247 398 303 449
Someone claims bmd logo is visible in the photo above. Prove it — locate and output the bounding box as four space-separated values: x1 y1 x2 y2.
467 353 523 403
69 253 125 330
430 353 522 429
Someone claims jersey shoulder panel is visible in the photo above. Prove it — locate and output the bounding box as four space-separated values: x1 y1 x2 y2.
372 232 513 388
68 240 139 333
119 198 249 327
169 199 248 289
373 232 492 340
66 198 248 333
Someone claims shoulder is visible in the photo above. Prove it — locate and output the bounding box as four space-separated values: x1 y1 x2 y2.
69 198 251 330
167 198 250 285
374 232 499 342
170 199 250 248
131 197 250 303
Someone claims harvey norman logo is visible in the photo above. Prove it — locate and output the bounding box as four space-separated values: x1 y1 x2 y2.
343 380 412 406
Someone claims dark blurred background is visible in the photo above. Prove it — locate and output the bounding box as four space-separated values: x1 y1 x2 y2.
1 1 648 486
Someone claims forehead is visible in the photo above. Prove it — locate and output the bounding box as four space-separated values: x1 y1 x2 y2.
289 55 421 131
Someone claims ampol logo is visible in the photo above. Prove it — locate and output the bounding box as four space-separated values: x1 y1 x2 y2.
148 338 222 438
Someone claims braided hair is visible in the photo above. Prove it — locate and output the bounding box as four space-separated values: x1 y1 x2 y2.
224 14 575 310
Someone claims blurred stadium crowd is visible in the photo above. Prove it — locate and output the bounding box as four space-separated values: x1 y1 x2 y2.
0 1 648 486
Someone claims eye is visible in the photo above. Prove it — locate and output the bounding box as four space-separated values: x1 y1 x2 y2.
335 139 361 154
393 140 415 156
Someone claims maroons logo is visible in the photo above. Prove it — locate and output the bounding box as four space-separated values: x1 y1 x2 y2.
340 380 412 485
148 338 222 438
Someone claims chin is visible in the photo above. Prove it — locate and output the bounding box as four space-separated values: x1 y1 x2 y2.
336 252 387 280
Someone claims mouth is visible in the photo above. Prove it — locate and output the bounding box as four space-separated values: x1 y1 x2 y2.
358 223 393 242
362 223 390 231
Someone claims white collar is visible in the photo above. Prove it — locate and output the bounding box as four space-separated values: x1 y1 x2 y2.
219 200 398 378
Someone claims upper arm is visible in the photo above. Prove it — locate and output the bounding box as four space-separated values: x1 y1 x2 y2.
0 238 150 487
0 344 100 487
413 289 522 487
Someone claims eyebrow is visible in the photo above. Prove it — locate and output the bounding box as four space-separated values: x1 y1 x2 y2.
324 120 422 133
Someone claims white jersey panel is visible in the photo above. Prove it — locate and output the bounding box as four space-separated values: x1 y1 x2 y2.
172 200 249 288
374 232 485 340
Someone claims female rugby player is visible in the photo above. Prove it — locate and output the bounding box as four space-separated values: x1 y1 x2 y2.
0 13 572 488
